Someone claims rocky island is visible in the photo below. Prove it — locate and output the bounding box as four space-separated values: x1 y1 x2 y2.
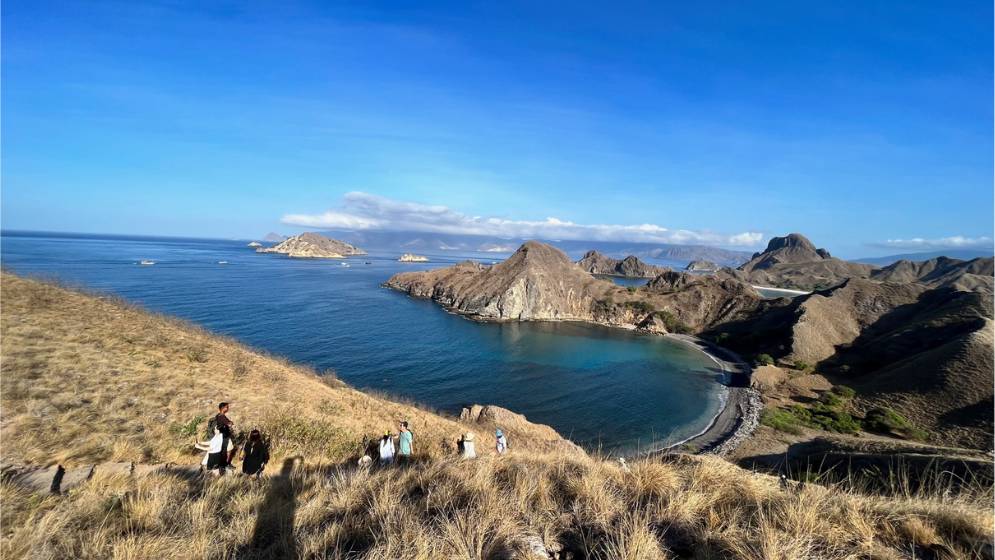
576 250 667 278
685 260 720 272
247 241 262 247
398 253 429 262
257 232 366 259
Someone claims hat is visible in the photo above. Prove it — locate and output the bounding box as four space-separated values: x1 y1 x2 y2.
384 430 391 436
463 432 475 442
495 429 503 437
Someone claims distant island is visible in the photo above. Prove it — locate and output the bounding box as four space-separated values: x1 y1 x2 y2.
257 232 366 259
247 241 262 248
576 250 667 278
398 253 429 262
685 260 719 272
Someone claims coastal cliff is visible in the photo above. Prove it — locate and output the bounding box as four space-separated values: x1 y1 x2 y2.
258 232 366 258
385 241 764 333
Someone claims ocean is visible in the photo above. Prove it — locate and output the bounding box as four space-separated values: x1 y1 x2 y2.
0 231 727 453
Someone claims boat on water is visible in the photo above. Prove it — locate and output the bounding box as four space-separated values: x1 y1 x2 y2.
139 260 155 266
217 261 229 265
340 262 350 267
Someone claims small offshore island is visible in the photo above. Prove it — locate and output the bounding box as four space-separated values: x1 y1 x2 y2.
256 232 366 259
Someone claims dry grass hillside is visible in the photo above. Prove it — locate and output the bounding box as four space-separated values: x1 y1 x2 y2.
0 273 577 467
2 274 993 559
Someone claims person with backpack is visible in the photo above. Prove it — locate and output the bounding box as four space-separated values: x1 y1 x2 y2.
240 429 269 479
495 429 508 455
397 421 413 464
378 430 395 466
205 402 236 474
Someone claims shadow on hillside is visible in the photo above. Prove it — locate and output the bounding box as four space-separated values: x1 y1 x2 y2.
239 457 301 559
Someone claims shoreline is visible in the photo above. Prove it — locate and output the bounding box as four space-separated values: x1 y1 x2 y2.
648 334 761 457
390 289 760 456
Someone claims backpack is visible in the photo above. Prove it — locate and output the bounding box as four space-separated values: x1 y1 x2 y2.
204 416 217 441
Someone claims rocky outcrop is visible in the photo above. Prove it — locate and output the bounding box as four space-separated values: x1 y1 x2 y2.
386 241 764 335
576 250 666 278
459 404 584 455
685 260 719 272
258 232 366 259
728 233 876 291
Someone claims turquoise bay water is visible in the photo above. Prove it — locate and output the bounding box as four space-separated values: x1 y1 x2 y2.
1 232 726 452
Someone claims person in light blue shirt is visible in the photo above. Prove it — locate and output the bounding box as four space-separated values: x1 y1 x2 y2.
398 421 413 463
495 429 508 454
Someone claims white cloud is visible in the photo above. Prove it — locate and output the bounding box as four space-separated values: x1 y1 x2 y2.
877 236 994 250
281 192 765 247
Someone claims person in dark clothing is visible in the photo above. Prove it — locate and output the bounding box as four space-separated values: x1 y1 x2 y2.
241 429 269 479
211 402 236 473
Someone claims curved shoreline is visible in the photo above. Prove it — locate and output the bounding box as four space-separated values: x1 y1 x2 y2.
649 334 762 457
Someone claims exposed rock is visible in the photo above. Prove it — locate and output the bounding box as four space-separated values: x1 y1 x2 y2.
95 462 134 478
258 232 366 259
2 464 61 494
576 250 666 278
59 465 95 493
685 260 719 272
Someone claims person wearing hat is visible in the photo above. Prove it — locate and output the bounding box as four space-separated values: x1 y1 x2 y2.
378 430 395 466
459 432 476 459
495 429 508 455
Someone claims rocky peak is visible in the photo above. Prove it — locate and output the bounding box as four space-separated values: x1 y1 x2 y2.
742 233 832 272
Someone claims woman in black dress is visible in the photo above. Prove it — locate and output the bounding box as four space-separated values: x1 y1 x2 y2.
241 429 269 478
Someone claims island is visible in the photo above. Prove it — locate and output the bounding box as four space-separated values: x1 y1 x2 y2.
576 250 667 278
398 253 429 262
247 241 262 248
256 232 366 259
685 260 719 272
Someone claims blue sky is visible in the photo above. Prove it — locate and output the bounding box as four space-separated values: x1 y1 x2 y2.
3 1 992 257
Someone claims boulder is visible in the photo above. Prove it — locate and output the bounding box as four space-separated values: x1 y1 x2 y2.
59 465 95 493
94 462 134 478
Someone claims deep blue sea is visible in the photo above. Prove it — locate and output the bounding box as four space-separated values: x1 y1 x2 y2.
0 231 726 453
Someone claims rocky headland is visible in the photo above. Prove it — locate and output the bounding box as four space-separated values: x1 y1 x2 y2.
576 250 667 278
385 241 764 334
257 232 366 259
723 233 877 291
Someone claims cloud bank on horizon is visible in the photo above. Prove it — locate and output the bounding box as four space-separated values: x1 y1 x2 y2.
282 192 766 247
875 236 994 251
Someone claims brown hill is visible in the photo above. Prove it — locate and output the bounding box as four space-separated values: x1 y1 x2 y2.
730 233 876 291
871 256 994 291
709 278 994 449
576 250 667 278
258 232 366 258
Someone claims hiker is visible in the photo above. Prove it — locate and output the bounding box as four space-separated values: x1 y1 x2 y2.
216 402 237 466
398 421 413 463
495 429 508 454
205 402 236 474
378 431 395 466
459 432 476 459
240 429 269 479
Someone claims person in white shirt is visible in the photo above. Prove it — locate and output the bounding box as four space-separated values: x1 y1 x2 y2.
459 432 477 459
378 431 395 466
495 429 508 454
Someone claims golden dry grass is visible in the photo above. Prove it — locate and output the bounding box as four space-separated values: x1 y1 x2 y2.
2 274 993 559
0 273 574 466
